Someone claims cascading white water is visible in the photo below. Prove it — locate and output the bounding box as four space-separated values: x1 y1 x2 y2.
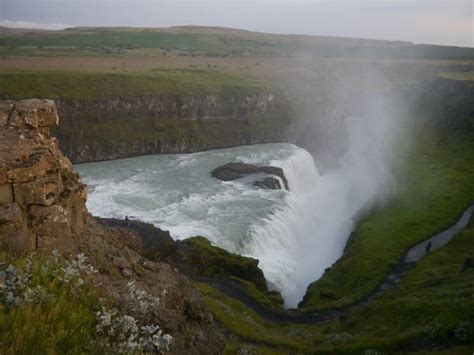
243 116 396 307
77 115 395 308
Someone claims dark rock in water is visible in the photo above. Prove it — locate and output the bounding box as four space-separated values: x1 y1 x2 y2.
211 162 289 190
253 177 282 190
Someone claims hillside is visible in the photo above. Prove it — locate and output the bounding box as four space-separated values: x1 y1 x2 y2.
1 26 473 60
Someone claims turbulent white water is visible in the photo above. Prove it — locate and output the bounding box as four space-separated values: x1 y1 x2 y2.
77 117 394 307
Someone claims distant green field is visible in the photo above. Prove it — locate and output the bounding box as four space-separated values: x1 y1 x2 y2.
0 69 268 100
1 27 473 60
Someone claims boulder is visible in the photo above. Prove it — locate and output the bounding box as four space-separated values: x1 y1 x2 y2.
11 99 59 132
211 162 289 190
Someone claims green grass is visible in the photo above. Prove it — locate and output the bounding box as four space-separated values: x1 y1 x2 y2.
1 27 473 59
0 256 102 354
300 129 474 311
0 69 268 101
183 236 267 290
228 277 285 311
338 215 474 352
181 237 284 311
194 282 327 353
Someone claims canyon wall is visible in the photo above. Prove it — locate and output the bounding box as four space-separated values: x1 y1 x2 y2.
8 76 467 168
53 91 295 163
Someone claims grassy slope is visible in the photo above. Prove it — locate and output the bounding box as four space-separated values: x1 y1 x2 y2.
197 218 474 353
0 69 267 100
0 256 102 354
300 127 474 311
196 128 474 353
340 218 474 352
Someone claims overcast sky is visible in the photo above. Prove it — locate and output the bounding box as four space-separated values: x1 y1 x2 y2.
1 0 472 47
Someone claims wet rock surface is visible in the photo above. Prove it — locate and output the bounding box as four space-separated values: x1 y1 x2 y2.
0 99 224 355
253 177 282 190
211 162 289 190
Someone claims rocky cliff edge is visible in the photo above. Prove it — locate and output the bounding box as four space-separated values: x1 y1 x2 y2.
0 99 224 354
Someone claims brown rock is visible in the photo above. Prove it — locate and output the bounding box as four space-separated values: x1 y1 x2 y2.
14 99 59 130
0 164 8 185
0 101 15 127
14 176 62 207
58 156 73 172
7 155 58 183
29 204 71 239
0 204 36 254
0 184 13 204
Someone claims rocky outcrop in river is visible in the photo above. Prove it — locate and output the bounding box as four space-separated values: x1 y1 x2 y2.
211 162 289 190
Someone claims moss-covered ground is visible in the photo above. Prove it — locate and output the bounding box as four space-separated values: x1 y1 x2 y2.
169 236 285 311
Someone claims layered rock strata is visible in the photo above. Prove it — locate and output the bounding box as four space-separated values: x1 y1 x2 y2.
54 92 293 163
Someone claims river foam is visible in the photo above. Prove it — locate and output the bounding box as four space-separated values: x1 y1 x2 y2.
77 116 394 307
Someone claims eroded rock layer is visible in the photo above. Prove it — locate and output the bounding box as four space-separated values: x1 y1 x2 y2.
54 92 293 163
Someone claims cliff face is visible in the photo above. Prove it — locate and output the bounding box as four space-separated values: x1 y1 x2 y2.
0 99 224 354
53 91 293 163
0 99 84 254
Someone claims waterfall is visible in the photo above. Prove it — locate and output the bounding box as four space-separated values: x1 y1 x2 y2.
244 117 395 308
78 114 396 309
